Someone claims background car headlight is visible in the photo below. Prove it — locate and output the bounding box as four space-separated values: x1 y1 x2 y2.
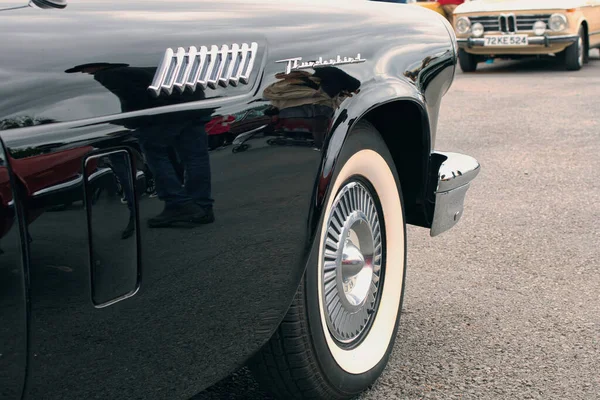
533 20 547 36
456 17 471 34
549 14 567 32
471 22 484 37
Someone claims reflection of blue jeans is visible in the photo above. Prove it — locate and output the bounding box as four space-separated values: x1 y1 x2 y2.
109 153 134 213
278 104 334 119
137 122 213 209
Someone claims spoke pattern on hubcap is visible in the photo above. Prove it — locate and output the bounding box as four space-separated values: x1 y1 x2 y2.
322 181 383 344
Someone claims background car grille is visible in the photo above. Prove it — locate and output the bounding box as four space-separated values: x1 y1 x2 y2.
470 14 551 33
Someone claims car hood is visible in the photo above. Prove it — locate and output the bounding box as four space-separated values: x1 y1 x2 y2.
455 0 587 14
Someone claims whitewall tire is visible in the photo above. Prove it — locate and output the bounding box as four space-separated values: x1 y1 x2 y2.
250 120 407 399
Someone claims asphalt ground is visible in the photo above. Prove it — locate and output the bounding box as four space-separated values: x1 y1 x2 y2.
194 51 600 399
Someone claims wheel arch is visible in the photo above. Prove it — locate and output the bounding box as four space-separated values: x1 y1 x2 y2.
581 19 590 62
360 99 432 227
308 80 437 265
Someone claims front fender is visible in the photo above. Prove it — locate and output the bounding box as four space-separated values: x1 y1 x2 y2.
308 78 429 239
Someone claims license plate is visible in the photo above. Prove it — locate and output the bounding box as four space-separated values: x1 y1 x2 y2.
484 35 529 46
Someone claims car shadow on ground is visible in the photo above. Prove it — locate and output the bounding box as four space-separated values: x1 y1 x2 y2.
190 367 272 400
464 49 600 74
189 303 433 400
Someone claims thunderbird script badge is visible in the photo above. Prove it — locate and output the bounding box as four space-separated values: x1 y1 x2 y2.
276 54 366 74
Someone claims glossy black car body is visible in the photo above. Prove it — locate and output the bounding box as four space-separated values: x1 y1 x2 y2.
0 1 470 399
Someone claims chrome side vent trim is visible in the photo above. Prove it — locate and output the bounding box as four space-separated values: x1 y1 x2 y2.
148 42 259 97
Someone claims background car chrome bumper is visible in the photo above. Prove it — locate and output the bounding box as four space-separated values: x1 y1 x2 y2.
430 152 480 237
457 35 579 48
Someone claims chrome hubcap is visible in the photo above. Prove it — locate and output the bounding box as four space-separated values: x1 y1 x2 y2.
322 181 383 344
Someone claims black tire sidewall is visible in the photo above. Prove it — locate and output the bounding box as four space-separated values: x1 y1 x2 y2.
565 26 584 70
303 122 407 397
458 48 478 72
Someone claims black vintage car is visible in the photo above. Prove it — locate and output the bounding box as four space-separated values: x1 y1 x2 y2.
0 1 480 399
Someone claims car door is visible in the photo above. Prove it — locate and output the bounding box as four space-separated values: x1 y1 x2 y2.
0 137 27 400
0 2 320 399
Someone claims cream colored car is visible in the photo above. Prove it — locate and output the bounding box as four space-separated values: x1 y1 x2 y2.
453 0 600 71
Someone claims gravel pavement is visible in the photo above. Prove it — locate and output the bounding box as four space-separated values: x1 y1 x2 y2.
194 51 600 399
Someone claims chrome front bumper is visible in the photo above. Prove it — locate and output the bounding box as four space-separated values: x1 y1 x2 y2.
430 152 480 237
457 34 578 48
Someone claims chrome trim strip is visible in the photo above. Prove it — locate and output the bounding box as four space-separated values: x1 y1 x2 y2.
430 152 480 237
202 45 218 90
457 34 578 48
161 47 185 96
149 42 259 96
32 174 82 197
235 43 250 86
32 167 112 198
174 46 196 94
88 167 113 182
220 43 239 87
186 46 204 92
94 286 140 309
240 42 258 84
231 124 268 145
196 46 211 90
88 168 112 182
214 45 230 88
528 35 579 45
148 48 174 97
207 45 225 90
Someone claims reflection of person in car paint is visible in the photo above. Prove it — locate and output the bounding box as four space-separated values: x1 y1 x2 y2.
404 56 434 82
262 66 360 148
66 63 214 230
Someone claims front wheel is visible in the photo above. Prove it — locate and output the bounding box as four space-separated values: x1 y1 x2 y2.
250 121 407 399
458 48 478 72
565 26 585 71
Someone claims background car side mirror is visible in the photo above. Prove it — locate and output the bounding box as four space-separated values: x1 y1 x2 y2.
29 0 67 9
